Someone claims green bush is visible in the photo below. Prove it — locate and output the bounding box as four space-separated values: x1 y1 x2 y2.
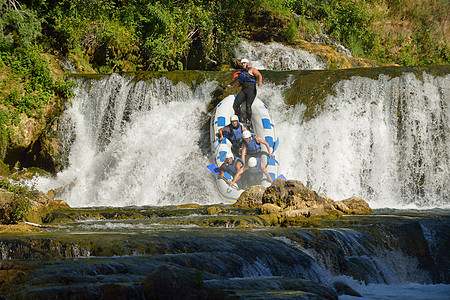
296 15 321 39
284 22 299 43
1 45 57 116
287 0 449 65
0 0 41 50
0 178 33 224
0 109 10 161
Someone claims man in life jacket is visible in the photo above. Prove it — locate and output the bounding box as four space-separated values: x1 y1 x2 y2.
219 152 245 186
229 157 273 188
226 58 263 127
218 115 246 156
241 130 273 163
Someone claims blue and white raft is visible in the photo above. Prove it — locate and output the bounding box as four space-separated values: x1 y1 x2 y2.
208 94 281 203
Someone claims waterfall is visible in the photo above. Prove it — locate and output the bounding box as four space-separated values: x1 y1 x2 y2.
37 73 220 207
233 40 327 70
260 72 449 209
36 68 449 209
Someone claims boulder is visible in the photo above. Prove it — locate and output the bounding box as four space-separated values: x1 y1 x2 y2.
333 281 362 297
262 179 336 211
259 203 282 214
338 197 372 214
232 185 266 209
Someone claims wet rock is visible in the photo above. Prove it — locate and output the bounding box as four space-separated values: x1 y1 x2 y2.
262 179 338 212
205 206 227 215
260 203 282 214
283 207 329 218
100 283 142 300
338 197 372 214
262 179 304 208
334 201 351 214
258 179 371 221
205 277 338 300
175 203 202 208
0 261 36 294
333 281 362 297
142 265 207 300
233 185 266 208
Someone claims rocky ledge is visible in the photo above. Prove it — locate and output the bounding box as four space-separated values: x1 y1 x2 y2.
0 178 371 232
232 179 371 225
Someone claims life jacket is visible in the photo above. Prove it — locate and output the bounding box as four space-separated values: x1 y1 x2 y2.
244 133 261 154
225 157 244 175
248 158 263 174
238 67 257 85
227 122 243 144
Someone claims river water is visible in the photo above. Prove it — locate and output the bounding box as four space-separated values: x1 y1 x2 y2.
23 42 450 299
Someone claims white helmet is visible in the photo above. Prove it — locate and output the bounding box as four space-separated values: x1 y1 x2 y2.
240 58 249 63
248 157 257 168
225 152 234 159
242 131 252 139
230 115 239 122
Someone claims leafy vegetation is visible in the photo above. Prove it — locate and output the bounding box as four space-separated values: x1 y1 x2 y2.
0 177 33 224
286 0 449 65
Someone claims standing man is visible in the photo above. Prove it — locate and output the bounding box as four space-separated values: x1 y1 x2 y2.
227 58 263 127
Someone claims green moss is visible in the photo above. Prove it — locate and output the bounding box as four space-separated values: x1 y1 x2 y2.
0 161 9 176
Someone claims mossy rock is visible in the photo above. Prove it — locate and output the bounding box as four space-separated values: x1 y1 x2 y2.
206 206 228 215
339 197 372 214
9 167 51 181
174 203 202 209
233 185 266 209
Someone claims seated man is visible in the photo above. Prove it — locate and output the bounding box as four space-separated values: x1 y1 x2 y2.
218 115 246 156
241 130 273 163
229 157 273 188
219 152 244 186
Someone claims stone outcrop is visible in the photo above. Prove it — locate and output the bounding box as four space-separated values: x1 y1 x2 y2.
232 185 266 209
235 179 372 221
338 197 372 214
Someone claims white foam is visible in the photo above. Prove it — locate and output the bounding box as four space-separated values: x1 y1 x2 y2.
259 72 449 209
37 75 220 207
233 40 326 70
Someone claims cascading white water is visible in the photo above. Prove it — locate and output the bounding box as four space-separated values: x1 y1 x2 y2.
259 72 449 209
37 74 219 207
233 40 327 70
35 59 449 209
36 70 449 209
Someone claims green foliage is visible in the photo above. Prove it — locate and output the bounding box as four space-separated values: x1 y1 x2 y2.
0 178 33 224
295 15 321 39
0 109 11 161
284 22 299 43
287 0 449 65
32 0 257 71
1 45 57 116
0 1 42 51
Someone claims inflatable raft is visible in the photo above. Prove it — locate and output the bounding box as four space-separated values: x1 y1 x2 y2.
209 94 281 203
